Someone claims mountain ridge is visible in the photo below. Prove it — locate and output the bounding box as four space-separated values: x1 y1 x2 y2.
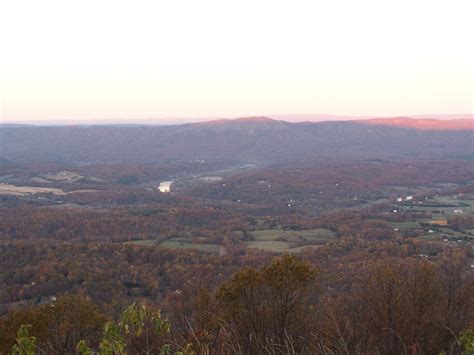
358 117 473 131
1 118 473 164
192 116 474 131
2 114 472 126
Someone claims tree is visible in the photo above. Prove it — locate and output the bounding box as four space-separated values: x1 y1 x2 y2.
458 328 474 355
0 295 106 354
120 302 171 354
216 254 317 353
76 302 189 355
11 325 37 355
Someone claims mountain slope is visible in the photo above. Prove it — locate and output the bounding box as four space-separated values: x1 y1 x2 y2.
1 118 473 164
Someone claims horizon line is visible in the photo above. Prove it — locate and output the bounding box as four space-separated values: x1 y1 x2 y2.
1 113 473 126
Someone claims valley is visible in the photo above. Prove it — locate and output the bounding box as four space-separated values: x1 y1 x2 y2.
1 118 473 354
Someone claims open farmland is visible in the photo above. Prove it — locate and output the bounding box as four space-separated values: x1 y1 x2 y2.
124 228 337 254
0 183 98 197
126 238 220 253
160 239 220 252
0 183 66 196
245 228 336 253
366 191 474 247
397 194 474 216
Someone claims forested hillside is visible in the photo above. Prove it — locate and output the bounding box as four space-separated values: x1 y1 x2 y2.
1 118 473 164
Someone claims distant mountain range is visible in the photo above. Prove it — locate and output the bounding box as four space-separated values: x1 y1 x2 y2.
2 114 472 126
357 117 473 131
268 114 473 123
1 117 473 164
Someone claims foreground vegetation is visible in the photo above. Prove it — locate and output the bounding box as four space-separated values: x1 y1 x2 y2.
1 254 473 354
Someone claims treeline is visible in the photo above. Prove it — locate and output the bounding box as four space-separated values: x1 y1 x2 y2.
1 254 473 354
0 205 248 242
0 240 238 306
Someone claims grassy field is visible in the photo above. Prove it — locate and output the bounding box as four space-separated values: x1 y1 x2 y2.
387 220 423 229
398 194 474 216
126 240 159 247
0 183 65 196
245 240 292 253
366 218 435 233
288 245 323 253
125 239 220 252
249 228 335 240
160 240 219 252
366 191 474 248
245 228 336 253
396 194 473 244
126 228 335 254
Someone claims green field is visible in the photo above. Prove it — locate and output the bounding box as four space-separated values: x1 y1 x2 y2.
125 239 220 253
366 218 426 230
245 240 292 253
365 191 474 248
160 240 219 252
387 220 422 229
249 228 335 241
287 245 323 253
126 239 159 247
398 194 474 216
126 229 335 254
244 228 335 253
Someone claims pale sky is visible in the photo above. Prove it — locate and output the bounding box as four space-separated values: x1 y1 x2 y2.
0 0 472 123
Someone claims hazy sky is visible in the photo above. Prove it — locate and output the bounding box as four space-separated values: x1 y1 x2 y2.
1 0 472 122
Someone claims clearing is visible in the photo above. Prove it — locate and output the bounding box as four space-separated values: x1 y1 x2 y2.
245 228 336 253
0 183 97 196
0 183 65 196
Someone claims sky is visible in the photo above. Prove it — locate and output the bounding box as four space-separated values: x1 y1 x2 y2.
0 0 472 123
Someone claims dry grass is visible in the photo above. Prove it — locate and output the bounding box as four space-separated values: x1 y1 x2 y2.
0 183 97 196
0 183 65 196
